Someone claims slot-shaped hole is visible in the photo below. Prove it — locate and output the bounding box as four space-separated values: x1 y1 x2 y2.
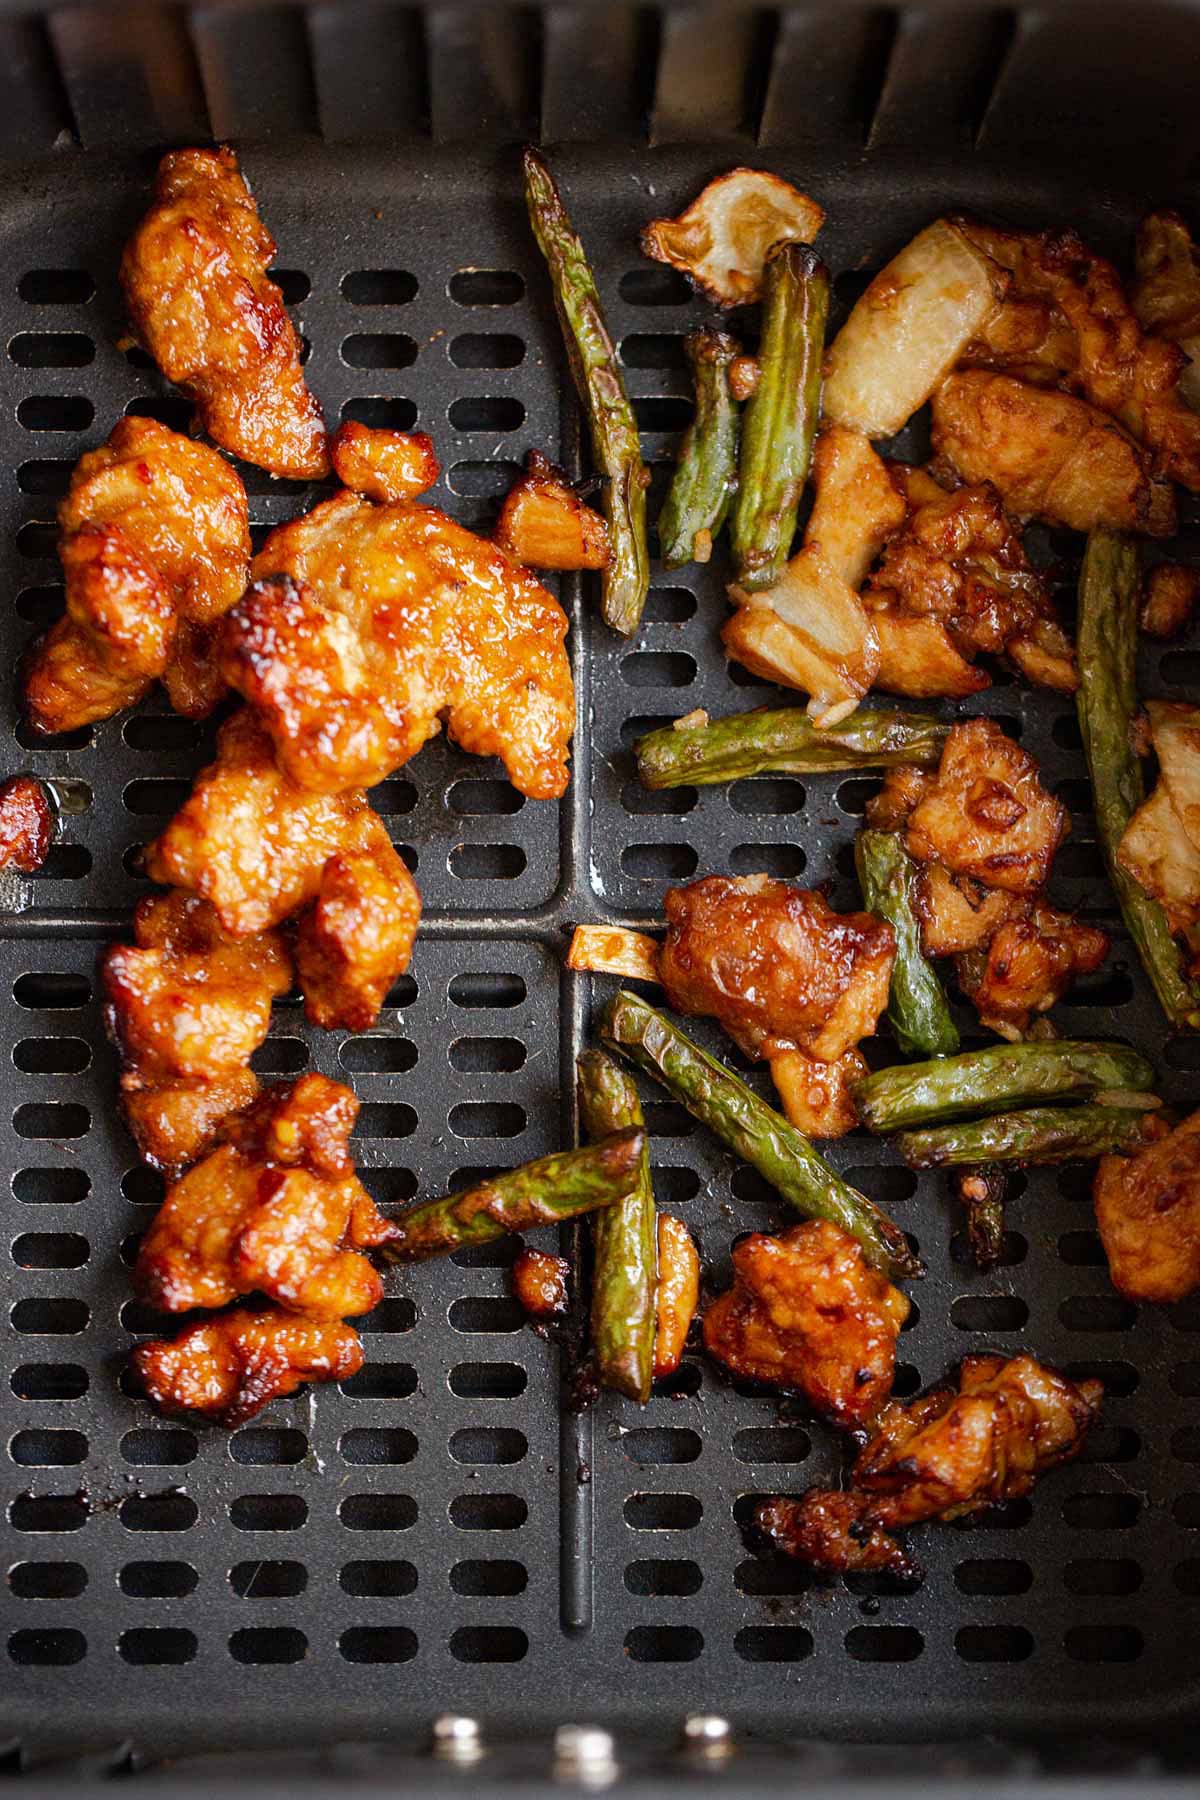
951 1295 1028 1332
124 394 194 430
732 1426 810 1464
1174 1560 1200 1593
11 1362 87 1397
120 1493 197 1532
624 1558 702 1597
449 1036 526 1073
340 1428 418 1465
9 333 94 367
448 1624 527 1663
621 333 686 369
9 1627 85 1664
450 270 524 306
1162 651 1200 686
449 333 525 368
340 1493 417 1531
18 270 94 304
3 1182 88 1244
119 1627 196 1666
448 1296 524 1334
229 1627 307 1664
14 973 89 1010
449 1493 527 1531
17 395 93 432
625 1625 703 1663
338 1037 417 1073
642 1100 693 1137
120 1429 197 1467
13 1037 90 1075
954 1558 1033 1596
447 778 524 817
229 1428 307 1466
1080 1425 1140 1464
624 1492 701 1530
341 1364 418 1400
735 1557 813 1596
342 333 417 368
371 777 418 815
338 1559 417 1597
1173 1427 1200 1462
340 396 417 430
9 1429 86 1466
12 1233 87 1269
622 780 696 817
450 1558 526 1596
623 1428 701 1465
448 458 522 498
1064 1492 1140 1529
735 1626 812 1663
448 395 525 432
845 1626 923 1662
449 1361 526 1398
1063 1624 1143 1662
729 844 806 878
449 1101 526 1138
17 519 58 557
340 1626 418 1663
621 650 696 689
249 1036 308 1075
1059 1295 1137 1331
123 778 192 816
352 1102 417 1139
340 269 417 305
1058 1229 1106 1266
449 971 526 1008
1069 1359 1138 1396
358 1298 417 1335
955 1625 1033 1663
619 268 691 305
17 582 64 625
9 1560 87 1598
122 715 203 753
10 1494 87 1532
620 842 698 880
12 1298 89 1335
448 843 527 881
358 1168 418 1208
229 1494 307 1532
229 1559 307 1598
729 777 805 816
1064 1557 1142 1595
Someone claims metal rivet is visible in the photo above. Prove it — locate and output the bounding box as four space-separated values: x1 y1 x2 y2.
554 1724 618 1786
682 1714 734 1758
431 1715 483 1763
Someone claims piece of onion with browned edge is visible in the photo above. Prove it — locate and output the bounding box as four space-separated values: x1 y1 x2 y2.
640 169 824 308
823 219 1007 439
653 1214 700 1379
567 925 661 983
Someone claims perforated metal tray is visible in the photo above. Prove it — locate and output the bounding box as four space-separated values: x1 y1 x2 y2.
3 115 1200 1768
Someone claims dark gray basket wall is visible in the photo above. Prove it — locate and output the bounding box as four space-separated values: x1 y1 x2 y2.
2 0 1200 1773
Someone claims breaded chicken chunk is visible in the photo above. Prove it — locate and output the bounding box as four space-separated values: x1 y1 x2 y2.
494 450 610 570
954 901 1109 1039
864 477 1075 695
133 1306 363 1427
220 493 573 798
330 421 439 504
905 719 1067 895
24 418 251 734
103 890 292 1174
757 1353 1101 1573
134 1074 396 1318
1094 1108 1200 1301
658 874 895 1064
0 776 54 872
932 371 1176 537
121 147 328 480
704 1222 909 1429
143 711 420 1029
960 221 1200 489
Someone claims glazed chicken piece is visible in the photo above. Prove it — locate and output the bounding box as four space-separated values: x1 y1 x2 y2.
654 1215 701 1379
134 1074 396 1318
904 718 1067 896
954 901 1109 1040
220 493 574 799
24 418 251 733
1133 211 1200 410
143 710 420 1028
133 1306 363 1427
659 874 895 1064
330 421 439 504
103 889 292 1175
493 450 610 570
767 1046 868 1139
756 1353 1101 1573
120 147 328 480
0 776 54 872
1141 562 1200 639
958 220 1200 489
512 1247 570 1319
863 477 1076 697
931 371 1176 537
703 1221 909 1430
1094 1108 1200 1301
913 863 1023 957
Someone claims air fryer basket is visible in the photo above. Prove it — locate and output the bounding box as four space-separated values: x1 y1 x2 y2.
3 0 1200 1778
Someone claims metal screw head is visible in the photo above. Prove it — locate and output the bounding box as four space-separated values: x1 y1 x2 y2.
554 1724 618 1786
682 1714 734 1758
431 1715 483 1763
